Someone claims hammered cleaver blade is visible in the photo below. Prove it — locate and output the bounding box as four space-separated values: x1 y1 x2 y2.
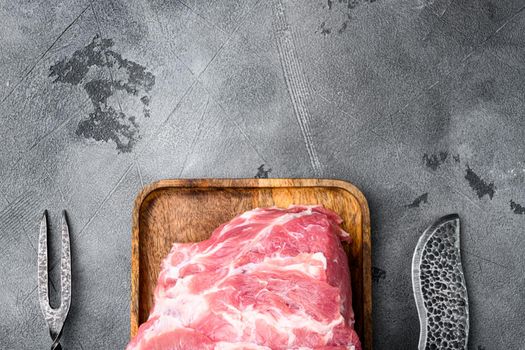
412 214 469 349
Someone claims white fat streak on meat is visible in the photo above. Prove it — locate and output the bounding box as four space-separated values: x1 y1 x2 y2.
162 253 328 297
218 303 344 347
137 317 184 344
142 282 210 342
214 342 271 350
149 342 356 350
216 206 314 239
235 252 327 277
152 280 209 322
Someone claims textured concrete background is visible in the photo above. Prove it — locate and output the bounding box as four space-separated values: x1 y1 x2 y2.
0 0 524 349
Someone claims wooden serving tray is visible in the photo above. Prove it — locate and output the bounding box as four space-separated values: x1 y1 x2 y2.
130 178 372 349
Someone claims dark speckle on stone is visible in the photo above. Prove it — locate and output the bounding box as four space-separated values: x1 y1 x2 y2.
510 200 525 214
128 116 138 128
320 22 331 35
372 267 386 283
76 107 138 153
49 35 113 85
84 79 113 105
453 154 460 163
326 0 379 11
423 152 448 170
338 21 348 34
322 0 377 35
473 79 495 102
481 1 496 20
141 95 150 106
255 164 272 178
106 50 155 93
465 166 495 200
49 35 155 153
406 193 429 208
346 0 357 9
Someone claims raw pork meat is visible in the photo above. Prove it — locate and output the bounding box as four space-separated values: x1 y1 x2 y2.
127 205 361 350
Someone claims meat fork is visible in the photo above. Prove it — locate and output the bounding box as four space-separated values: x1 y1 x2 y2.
38 210 71 350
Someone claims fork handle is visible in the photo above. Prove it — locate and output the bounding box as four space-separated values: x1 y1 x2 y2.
50 329 63 350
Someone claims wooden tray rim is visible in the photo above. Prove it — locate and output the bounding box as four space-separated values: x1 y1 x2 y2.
130 178 372 349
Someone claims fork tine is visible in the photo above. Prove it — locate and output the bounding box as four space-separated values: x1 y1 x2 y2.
60 210 72 312
38 210 71 349
38 210 51 315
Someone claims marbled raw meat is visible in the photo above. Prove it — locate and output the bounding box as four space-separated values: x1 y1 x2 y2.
127 205 361 350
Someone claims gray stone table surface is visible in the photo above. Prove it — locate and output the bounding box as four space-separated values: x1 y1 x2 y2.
0 0 524 349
